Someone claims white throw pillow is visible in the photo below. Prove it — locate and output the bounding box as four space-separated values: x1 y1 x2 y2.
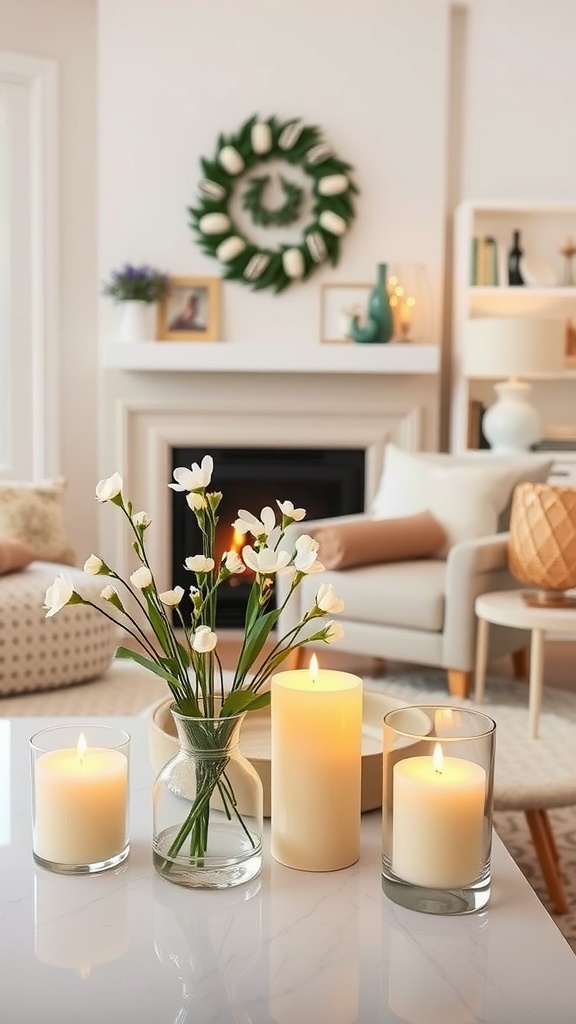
371 443 554 555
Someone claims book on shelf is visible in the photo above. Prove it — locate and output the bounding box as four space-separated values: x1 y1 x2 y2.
467 399 490 449
470 236 500 285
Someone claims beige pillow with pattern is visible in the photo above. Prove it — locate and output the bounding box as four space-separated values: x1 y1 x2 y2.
0 478 74 564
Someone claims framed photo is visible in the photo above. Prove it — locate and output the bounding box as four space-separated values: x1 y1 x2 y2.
157 276 221 342
320 283 371 343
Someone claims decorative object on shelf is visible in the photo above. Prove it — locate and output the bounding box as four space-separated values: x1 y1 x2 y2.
382 705 496 915
559 237 576 287
518 256 558 288
386 262 432 341
157 275 221 342
507 229 524 286
102 263 169 343
463 317 565 453
43 457 345 889
30 724 130 874
270 657 362 871
189 114 358 292
508 483 576 608
348 263 393 344
319 282 371 343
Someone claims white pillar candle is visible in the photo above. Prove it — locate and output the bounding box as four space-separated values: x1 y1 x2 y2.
33 735 128 866
392 744 485 888
271 661 362 871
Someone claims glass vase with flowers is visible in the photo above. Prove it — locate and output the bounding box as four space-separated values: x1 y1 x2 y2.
44 456 345 888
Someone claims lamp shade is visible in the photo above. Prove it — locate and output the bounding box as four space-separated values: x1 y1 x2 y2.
463 318 565 379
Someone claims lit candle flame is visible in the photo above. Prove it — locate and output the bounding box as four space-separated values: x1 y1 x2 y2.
77 733 87 764
433 742 443 774
309 653 319 683
232 527 244 551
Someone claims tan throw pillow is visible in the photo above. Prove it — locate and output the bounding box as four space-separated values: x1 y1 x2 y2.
0 537 35 575
312 512 447 570
0 478 72 563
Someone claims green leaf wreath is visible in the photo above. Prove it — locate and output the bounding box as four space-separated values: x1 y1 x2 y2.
188 114 359 293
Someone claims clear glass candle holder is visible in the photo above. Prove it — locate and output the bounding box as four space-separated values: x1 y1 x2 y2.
30 724 130 874
382 705 496 915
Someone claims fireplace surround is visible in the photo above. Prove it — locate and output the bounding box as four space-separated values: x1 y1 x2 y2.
107 380 426 599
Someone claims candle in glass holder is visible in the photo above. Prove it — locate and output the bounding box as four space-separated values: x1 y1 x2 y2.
31 724 129 871
271 657 362 871
392 743 485 888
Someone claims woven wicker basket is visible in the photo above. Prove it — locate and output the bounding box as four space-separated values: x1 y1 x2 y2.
508 482 576 603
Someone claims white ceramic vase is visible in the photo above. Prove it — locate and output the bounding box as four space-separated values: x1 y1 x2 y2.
119 300 150 343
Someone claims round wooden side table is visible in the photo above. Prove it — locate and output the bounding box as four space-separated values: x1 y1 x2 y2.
474 589 576 739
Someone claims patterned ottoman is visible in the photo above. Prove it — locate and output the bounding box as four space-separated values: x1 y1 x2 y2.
0 562 117 696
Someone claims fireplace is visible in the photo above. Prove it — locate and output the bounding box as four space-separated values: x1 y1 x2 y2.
171 446 365 627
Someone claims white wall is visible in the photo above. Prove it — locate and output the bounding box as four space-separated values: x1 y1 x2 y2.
98 0 449 349
0 0 98 561
461 0 576 200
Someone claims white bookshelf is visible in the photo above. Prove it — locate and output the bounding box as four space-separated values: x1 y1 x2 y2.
451 199 576 453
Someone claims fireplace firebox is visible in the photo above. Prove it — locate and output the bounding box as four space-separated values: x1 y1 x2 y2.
171 446 365 628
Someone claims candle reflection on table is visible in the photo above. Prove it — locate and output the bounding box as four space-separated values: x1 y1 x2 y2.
34 870 129 976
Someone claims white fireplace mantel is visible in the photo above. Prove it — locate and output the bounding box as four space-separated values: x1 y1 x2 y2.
103 341 440 374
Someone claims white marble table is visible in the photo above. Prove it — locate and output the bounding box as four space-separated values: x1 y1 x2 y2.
1 715 576 1024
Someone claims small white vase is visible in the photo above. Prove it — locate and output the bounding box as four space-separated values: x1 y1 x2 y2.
119 300 150 343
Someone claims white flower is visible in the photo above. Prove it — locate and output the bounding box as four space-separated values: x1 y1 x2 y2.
44 574 74 617
293 534 324 574
130 566 152 589
315 583 345 614
84 554 103 575
169 455 214 493
234 506 276 539
192 625 218 653
324 620 345 643
159 586 185 606
186 491 208 511
277 499 306 522
95 472 123 502
184 555 215 573
101 584 117 601
242 546 291 574
133 511 151 528
222 551 245 574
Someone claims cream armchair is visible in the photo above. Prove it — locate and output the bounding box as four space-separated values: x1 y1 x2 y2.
276 517 526 698
275 446 555 699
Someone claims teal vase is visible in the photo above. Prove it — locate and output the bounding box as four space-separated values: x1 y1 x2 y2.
349 263 393 344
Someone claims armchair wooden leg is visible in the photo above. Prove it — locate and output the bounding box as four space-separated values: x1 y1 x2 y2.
511 647 529 680
447 669 471 699
525 809 568 915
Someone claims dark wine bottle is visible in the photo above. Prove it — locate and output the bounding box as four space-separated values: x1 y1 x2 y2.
508 229 524 286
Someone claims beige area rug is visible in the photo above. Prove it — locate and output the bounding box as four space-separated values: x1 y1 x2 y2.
363 669 576 955
2 661 576 953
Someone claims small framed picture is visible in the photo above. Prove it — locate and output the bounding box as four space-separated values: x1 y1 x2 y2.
157 276 221 341
320 283 371 343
